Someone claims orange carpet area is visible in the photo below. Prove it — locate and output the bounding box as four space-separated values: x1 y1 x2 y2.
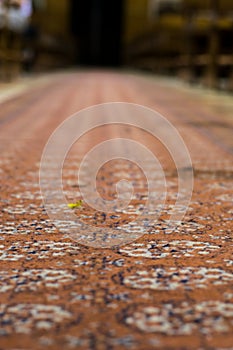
0 71 232 350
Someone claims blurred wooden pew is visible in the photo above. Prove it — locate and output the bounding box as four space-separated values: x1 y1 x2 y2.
0 27 22 81
0 1 23 81
125 0 233 91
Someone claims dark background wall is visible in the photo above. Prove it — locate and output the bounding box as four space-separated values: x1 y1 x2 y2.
70 0 124 66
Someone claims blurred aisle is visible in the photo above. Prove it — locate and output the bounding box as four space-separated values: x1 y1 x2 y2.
0 70 232 350
0 70 232 167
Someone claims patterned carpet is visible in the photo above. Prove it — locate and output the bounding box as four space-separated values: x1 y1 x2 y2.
0 71 232 349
